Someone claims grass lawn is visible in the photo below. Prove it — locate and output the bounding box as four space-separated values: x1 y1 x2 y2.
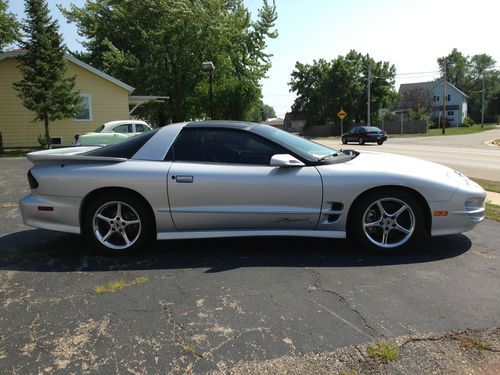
486 203 500 222
0 148 39 157
470 178 500 194
390 125 496 138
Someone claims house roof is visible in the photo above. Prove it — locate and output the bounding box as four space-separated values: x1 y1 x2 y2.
0 49 135 93
398 80 469 98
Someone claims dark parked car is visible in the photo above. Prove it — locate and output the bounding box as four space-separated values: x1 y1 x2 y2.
342 126 387 145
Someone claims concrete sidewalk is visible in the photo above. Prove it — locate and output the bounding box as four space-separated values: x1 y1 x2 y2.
486 191 500 205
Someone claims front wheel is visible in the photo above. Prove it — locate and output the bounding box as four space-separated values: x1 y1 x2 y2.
342 137 347 144
377 140 384 145
349 189 426 253
83 193 154 254
358 137 365 145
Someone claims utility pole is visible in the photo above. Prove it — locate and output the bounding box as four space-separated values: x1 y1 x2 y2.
367 65 371 126
441 62 446 135
481 74 485 128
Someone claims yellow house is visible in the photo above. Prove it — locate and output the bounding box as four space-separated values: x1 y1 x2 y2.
0 50 138 148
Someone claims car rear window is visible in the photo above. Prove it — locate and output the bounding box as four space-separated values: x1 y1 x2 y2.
363 126 382 132
84 130 158 159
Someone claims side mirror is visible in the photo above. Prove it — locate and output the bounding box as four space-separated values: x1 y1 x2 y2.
270 154 305 167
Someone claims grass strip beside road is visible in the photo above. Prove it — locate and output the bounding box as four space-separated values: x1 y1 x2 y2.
485 203 500 222
390 125 496 138
0 148 39 157
470 178 500 194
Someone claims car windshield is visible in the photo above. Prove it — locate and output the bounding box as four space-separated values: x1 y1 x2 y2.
252 125 337 161
94 125 105 133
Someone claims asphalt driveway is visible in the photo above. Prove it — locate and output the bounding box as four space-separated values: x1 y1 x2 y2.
0 157 499 374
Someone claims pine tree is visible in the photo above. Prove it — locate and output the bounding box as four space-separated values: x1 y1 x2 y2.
0 0 20 51
14 0 81 147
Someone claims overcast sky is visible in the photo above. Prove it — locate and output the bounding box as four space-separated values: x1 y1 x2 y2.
8 0 500 117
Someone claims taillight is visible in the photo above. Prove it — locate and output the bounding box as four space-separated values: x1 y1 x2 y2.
27 169 38 189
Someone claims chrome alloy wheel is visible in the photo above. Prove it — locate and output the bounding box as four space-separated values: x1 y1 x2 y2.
92 201 141 250
362 198 415 249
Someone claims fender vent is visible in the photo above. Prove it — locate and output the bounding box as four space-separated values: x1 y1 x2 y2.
331 202 344 211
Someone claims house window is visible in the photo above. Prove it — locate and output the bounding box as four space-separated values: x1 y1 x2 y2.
433 96 437 102
447 111 454 116
75 94 92 121
435 96 440 102
447 94 451 101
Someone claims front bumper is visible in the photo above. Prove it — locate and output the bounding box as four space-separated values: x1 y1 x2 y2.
19 193 82 234
430 178 486 236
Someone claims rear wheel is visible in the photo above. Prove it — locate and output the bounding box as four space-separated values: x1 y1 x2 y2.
342 137 347 144
350 189 426 253
358 137 365 145
83 193 154 254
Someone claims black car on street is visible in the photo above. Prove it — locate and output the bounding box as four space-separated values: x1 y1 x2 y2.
341 126 387 145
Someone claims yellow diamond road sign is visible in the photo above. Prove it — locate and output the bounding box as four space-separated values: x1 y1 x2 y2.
337 108 347 120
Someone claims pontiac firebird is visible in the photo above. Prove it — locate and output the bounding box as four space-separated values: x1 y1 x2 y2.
20 121 486 254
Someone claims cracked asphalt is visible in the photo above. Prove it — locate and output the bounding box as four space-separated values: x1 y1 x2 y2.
0 157 499 374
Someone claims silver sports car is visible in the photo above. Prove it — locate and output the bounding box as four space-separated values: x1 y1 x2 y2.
20 121 486 254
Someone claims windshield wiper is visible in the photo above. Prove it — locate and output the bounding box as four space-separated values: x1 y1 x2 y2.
317 152 339 162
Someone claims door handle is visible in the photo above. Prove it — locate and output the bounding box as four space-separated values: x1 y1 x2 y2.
175 175 194 183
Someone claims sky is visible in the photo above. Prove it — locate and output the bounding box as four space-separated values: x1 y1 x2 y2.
7 0 500 117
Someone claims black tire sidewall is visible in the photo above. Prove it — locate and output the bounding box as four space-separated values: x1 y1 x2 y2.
359 137 364 145
342 137 347 144
350 189 426 253
83 193 154 254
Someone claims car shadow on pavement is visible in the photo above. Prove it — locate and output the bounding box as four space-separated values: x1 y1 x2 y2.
0 229 472 273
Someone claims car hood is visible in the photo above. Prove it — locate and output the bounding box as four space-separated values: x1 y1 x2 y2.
317 150 467 202
347 151 459 180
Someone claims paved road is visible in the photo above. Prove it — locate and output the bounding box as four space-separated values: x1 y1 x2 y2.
318 127 500 181
0 158 499 374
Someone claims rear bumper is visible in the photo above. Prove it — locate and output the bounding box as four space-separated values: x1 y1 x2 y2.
365 135 387 142
19 193 82 234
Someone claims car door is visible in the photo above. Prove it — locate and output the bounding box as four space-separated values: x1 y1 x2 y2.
166 128 323 231
112 123 134 142
348 127 358 142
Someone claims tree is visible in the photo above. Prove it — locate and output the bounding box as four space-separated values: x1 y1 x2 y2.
437 49 500 122
247 101 277 122
289 50 397 126
14 0 81 147
401 88 432 112
486 90 500 124
437 48 469 87
62 0 278 125
0 0 20 51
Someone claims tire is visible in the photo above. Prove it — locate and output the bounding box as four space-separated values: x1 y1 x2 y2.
349 189 426 253
358 137 365 145
342 137 347 145
83 193 154 254
377 140 384 145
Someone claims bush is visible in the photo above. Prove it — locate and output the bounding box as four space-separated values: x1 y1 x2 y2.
462 116 475 127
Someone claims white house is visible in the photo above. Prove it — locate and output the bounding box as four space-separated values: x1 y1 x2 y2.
398 81 468 125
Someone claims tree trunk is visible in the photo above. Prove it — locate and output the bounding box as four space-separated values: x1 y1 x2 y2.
44 112 50 140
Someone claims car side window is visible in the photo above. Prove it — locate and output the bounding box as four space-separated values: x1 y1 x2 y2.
135 124 149 133
113 124 133 133
168 129 288 165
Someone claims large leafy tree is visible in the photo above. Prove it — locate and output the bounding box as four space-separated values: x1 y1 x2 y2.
14 0 81 146
0 0 20 51
62 0 277 125
437 49 499 122
289 50 397 125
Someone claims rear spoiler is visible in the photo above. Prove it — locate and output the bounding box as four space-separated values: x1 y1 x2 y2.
27 147 127 165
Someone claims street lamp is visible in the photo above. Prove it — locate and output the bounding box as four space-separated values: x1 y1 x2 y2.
202 61 215 119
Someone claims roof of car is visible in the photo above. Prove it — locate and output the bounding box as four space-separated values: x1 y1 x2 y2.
104 120 148 127
184 121 258 130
